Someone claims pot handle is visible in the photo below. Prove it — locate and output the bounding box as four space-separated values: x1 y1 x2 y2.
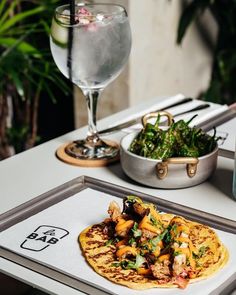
156 157 199 179
142 111 173 127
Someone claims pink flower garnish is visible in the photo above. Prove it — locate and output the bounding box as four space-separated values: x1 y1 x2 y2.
78 7 91 16
74 7 94 24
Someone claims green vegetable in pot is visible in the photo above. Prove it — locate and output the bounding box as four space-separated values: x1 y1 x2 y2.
129 115 219 160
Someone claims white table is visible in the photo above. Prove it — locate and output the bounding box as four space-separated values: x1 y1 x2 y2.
0 97 236 295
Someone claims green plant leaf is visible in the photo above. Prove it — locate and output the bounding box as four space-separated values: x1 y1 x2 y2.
40 19 51 34
177 2 198 44
0 0 7 16
0 24 39 62
0 37 41 57
9 69 25 99
177 0 210 44
0 6 45 34
43 81 57 104
0 0 18 28
24 73 38 88
51 74 71 96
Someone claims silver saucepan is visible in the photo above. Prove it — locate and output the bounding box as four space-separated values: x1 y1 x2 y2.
120 111 218 189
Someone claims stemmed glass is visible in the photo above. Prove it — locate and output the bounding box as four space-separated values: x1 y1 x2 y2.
50 3 131 164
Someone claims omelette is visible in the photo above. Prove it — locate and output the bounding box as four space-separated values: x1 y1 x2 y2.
79 196 228 289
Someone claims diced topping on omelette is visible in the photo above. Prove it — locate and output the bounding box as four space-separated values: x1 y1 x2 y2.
79 196 229 290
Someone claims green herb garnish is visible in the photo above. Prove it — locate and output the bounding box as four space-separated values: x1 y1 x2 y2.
105 237 119 246
128 237 136 246
105 239 113 246
120 254 146 270
192 246 208 259
171 224 178 235
111 262 121 267
149 214 164 229
150 229 168 251
132 222 142 238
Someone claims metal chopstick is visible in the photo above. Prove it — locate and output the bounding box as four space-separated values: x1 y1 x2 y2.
99 101 210 135
99 97 194 134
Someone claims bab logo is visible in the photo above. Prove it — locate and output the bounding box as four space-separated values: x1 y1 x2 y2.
20 225 69 252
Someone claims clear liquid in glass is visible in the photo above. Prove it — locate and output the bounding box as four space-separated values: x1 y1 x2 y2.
50 13 131 90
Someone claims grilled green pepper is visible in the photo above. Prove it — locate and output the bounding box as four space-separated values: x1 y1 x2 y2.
128 115 218 160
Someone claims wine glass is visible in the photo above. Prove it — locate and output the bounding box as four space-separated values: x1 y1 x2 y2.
50 3 131 164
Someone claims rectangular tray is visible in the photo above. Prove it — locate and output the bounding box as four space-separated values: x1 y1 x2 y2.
1 176 236 295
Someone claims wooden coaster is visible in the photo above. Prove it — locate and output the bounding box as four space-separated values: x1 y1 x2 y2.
56 140 120 167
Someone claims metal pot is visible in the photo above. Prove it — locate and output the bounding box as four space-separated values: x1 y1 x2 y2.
120 112 218 189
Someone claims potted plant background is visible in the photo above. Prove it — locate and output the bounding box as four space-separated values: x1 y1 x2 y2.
177 0 236 105
0 0 71 160
1 0 235 160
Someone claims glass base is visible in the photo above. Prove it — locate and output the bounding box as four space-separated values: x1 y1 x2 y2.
65 137 119 160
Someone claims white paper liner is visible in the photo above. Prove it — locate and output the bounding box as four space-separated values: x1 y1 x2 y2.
0 188 235 295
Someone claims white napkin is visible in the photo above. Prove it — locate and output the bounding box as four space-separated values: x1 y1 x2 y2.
178 103 229 127
122 99 229 133
1 189 236 295
106 93 185 128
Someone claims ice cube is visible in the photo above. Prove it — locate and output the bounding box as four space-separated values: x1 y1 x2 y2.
96 13 104 21
62 9 70 16
79 17 90 25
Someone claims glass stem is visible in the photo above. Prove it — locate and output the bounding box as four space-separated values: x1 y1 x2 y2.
83 89 102 143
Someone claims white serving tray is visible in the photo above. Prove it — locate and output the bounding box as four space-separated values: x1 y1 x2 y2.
0 176 236 295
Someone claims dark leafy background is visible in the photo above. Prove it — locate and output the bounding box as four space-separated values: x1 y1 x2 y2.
0 0 73 158
177 0 236 105
1 0 235 159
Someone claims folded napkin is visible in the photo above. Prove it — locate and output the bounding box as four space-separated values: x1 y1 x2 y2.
106 93 186 128
173 103 229 127
122 98 229 133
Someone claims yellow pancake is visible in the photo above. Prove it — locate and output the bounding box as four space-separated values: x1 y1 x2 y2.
79 217 228 289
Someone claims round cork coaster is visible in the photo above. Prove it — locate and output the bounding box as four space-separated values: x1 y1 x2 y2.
56 140 120 167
